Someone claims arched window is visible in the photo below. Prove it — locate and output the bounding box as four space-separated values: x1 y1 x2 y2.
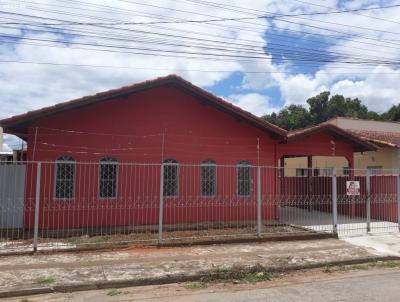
237 161 251 196
55 156 75 199
163 159 178 197
99 157 118 198
201 160 216 196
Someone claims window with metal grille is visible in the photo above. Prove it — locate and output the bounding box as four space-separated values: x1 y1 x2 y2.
296 168 308 177
368 166 383 176
163 159 178 197
237 161 251 196
99 157 118 198
55 156 75 199
201 160 216 196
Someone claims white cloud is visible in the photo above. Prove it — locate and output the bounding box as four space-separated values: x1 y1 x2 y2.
229 93 279 115
330 66 400 112
273 72 329 106
2 134 20 152
2 143 11 152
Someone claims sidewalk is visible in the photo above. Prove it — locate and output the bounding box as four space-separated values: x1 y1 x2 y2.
0 238 397 298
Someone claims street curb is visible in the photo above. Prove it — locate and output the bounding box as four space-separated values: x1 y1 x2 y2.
1 255 399 299
0 287 54 298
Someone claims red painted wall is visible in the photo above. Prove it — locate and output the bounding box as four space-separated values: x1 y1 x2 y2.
21 86 365 230
277 132 354 164
24 86 280 229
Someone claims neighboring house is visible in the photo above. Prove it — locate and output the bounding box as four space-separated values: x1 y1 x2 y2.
0 126 27 161
285 117 400 176
0 127 13 161
0 151 13 162
0 75 375 229
329 117 400 174
0 126 3 152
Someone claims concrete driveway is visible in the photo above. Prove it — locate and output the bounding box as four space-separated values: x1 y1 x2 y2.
342 232 400 257
279 206 399 236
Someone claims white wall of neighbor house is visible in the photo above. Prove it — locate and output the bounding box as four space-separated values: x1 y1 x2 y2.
284 147 398 176
323 117 400 174
354 147 398 173
328 117 400 132
283 156 348 176
0 127 3 152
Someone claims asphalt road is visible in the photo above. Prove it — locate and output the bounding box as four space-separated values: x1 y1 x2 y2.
5 268 400 302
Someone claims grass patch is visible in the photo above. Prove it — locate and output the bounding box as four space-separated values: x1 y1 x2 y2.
203 264 275 284
323 264 333 273
184 282 208 289
37 276 56 285
347 260 400 270
107 289 129 296
19 299 31 302
324 260 400 273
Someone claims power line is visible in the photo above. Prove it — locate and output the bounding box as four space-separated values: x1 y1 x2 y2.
1 1 400 76
2 13 399 63
2 19 398 65
2 12 400 66
291 0 400 26
19 0 400 51
2 2 399 26
1 59 400 74
4 3 400 55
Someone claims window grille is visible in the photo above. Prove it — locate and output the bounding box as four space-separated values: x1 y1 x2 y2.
163 159 179 197
368 166 383 176
237 161 251 196
201 160 216 196
99 157 118 198
55 156 75 199
296 168 308 177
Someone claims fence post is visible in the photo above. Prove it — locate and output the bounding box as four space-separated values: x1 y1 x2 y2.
397 169 400 232
366 169 371 233
33 162 41 252
158 163 164 244
257 166 262 238
332 168 338 234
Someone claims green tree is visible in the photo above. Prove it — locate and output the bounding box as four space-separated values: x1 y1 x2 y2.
263 104 310 130
263 92 386 130
343 97 368 118
326 94 347 118
382 104 400 121
307 91 330 124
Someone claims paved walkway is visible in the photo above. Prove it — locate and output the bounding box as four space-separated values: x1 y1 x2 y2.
0 238 385 296
343 232 400 257
279 207 399 236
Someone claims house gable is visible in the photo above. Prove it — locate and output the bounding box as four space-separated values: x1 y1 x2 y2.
0 75 286 139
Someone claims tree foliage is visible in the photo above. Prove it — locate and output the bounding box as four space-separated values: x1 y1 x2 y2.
264 105 310 131
262 91 399 130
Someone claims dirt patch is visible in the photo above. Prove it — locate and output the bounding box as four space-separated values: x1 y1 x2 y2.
43 225 304 247
0 225 321 256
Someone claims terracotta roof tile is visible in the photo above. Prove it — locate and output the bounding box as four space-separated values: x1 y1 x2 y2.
346 129 400 148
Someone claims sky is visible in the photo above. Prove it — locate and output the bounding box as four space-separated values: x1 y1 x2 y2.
1 0 400 150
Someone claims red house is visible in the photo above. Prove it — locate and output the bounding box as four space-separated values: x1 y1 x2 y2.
0 75 375 231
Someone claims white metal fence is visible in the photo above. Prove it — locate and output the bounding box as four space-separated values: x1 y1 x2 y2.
0 162 399 253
